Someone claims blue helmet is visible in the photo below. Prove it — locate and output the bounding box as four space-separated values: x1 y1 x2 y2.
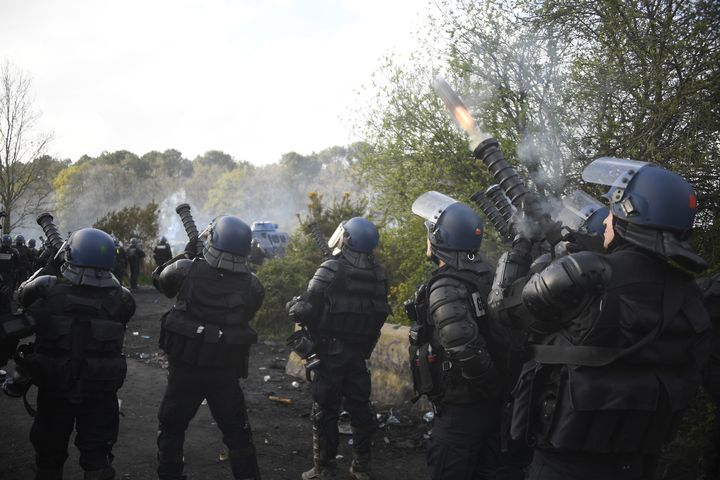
130 237 139 246
582 158 697 233
328 217 379 254
28 239 36 248
412 191 483 251
63 228 116 270
204 215 252 256
14 235 25 245
1 235 12 248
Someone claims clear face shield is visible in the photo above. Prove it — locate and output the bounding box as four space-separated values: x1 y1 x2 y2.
327 221 347 256
411 191 459 235
554 190 606 233
581 157 650 203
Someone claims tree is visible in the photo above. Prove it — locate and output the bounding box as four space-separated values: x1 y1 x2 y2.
93 202 160 245
0 60 53 231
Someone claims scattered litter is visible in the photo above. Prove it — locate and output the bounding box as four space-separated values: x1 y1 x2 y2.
263 375 271 383
423 432 432 440
386 413 401 425
268 395 293 405
291 450 299 455
383 436 390 444
338 411 352 435
138 353 149 359
258 366 268 371
264 438 269 444
291 381 300 389
132 332 139 336
141 335 151 340
201 399 207 406
423 411 435 423
335 454 344 460
348 438 354 446
218 452 228 461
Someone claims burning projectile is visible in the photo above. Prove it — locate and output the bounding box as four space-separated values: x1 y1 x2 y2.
432 75 489 151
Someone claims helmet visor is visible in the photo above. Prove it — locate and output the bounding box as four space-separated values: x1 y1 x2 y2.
554 190 606 232
412 191 459 225
582 157 649 189
327 222 346 250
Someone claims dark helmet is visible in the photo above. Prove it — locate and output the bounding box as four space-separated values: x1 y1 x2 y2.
62 228 116 270
130 237 139 246
14 234 25 246
413 191 483 251
412 191 485 270
204 215 252 256
328 217 379 254
159 236 167 244
554 190 608 235
28 238 36 248
583 158 697 233
1 235 12 248
583 158 706 271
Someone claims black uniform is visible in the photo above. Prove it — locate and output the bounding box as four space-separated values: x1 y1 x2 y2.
289 248 389 470
28 245 40 271
410 262 521 480
0 245 19 313
15 243 32 287
113 245 128 286
17 273 135 480
153 242 173 267
510 243 711 480
156 256 264 480
698 273 720 479
125 244 145 289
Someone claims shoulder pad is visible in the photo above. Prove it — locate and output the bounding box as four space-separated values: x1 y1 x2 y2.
307 260 341 294
250 274 265 300
18 275 58 306
158 259 193 298
428 276 470 318
118 286 137 322
522 251 611 322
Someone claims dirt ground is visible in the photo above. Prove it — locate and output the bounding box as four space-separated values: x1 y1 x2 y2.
0 287 430 480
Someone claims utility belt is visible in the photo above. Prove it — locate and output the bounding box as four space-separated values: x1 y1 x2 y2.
160 310 257 376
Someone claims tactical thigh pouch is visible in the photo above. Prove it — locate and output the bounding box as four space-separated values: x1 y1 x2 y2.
409 343 443 402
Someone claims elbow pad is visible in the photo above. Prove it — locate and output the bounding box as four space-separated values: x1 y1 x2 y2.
522 251 611 324
18 275 57 307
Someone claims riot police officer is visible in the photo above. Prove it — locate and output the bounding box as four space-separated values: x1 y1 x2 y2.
112 238 128 286
697 273 720 479
13 228 135 480
287 217 389 480
154 215 263 480
27 238 40 270
153 236 173 267
14 234 32 287
126 237 145 289
495 159 711 480
0 234 19 312
409 191 519 480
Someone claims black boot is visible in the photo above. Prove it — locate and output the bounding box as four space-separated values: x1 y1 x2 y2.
229 445 261 480
83 467 116 480
349 424 374 480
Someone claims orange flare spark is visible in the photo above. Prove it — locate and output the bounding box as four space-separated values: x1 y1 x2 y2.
453 106 475 134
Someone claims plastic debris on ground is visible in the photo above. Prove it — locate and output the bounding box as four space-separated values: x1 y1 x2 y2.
423 411 435 423
348 438 354 446
201 398 207 406
335 454 344 460
132 332 139 336
141 335 151 339
263 375 271 382
218 452 228 461
386 409 401 425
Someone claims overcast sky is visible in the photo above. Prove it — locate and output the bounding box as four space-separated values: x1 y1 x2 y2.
0 0 429 165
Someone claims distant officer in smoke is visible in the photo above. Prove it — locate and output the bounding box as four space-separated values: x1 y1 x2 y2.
112 238 128 286
153 236 173 267
409 192 523 480
287 217 389 480
125 237 146 289
493 160 710 480
154 215 263 480
248 238 266 270
14 234 32 287
0 234 19 313
27 238 40 270
10 228 135 480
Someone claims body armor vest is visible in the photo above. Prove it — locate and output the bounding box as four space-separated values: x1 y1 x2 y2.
25 281 128 399
409 265 498 405
511 247 710 454
315 257 389 352
160 259 259 374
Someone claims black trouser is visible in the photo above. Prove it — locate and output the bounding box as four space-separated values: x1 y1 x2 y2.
701 354 720 477
113 268 126 286
527 449 647 480
128 262 140 288
30 389 119 479
157 363 258 480
426 402 521 480
311 347 375 463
